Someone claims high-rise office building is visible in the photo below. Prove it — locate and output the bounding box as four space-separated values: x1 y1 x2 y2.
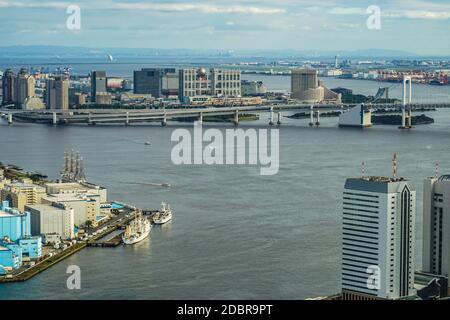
291 68 340 103
2 69 16 105
423 176 450 289
46 76 69 110
91 71 107 103
15 68 35 107
134 68 178 98
342 176 416 300
178 68 241 103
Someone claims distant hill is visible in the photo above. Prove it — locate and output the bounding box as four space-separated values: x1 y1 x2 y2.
0 45 429 60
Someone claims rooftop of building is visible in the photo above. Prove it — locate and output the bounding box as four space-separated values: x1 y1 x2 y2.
25 203 67 212
359 176 408 183
43 193 97 202
45 181 105 191
345 176 415 193
5 182 46 190
0 211 14 218
291 68 318 74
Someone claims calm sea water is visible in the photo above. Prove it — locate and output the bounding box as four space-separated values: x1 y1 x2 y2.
0 61 450 299
1 109 450 299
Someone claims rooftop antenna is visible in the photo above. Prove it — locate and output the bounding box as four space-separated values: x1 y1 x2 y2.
392 153 398 179
435 162 439 179
361 161 365 178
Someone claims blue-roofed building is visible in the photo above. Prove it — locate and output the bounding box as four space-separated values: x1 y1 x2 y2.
19 237 42 259
0 200 31 241
0 245 21 270
0 201 42 271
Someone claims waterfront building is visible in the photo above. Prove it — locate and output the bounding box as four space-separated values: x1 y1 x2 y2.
241 80 267 97
119 93 154 104
1 182 46 212
0 201 31 241
16 237 42 259
342 176 416 300
423 176 450 293
23 96 45 110
291 69 340 103
106 77 124 90
134 68 178 98
45 76 69 110
15 68 36 107
1 69 16 105
42 194 100 227
94 92 112 105
26 203 75 240
91 71 107 103
74 92 87 106
0 245 21 271
45 182 107 203
178 68 241 103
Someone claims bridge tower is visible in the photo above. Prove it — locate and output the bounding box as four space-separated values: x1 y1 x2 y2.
400 76 413 129
269 107 274 126
309 105 314 127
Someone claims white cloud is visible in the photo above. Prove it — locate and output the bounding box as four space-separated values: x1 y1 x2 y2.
0 1 68 9
328 5 450 20
114 2 285 15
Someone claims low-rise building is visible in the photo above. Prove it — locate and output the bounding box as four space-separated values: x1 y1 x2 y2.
0 245 21 271
241 80 267 96
0 201 31 241
0 201 42 270
42 194 100 227
1 182 46 212
45 182 107 203
95 92 112 105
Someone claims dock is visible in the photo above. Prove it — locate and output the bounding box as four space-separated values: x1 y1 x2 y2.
88 232 124 248
0 242 87 283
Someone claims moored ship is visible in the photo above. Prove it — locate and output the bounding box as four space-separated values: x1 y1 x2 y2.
152 202 173 225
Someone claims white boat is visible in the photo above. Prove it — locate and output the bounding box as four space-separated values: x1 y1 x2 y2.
122 213 151 245
153 202 173 225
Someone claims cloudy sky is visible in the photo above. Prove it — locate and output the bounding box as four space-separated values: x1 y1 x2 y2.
0 0 449 55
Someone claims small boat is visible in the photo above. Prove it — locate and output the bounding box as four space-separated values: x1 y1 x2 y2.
153 202 173 225
145 141 151 145
122 212 151 245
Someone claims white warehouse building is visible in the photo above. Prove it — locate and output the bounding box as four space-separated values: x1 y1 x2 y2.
26 203 75 240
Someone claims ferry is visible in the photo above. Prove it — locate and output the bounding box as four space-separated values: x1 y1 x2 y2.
152 202 173 225
122 212 151 245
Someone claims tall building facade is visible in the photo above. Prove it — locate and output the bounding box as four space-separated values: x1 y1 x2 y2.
15 68 35 107
178 68 241 103
134 68 178 98
2 69 16 105
91 71 107 103
342 177 416 300
291 68 340 103
423 176 450 285
46 76 69 110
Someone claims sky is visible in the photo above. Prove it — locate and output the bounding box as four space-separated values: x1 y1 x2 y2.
0 0 449 55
